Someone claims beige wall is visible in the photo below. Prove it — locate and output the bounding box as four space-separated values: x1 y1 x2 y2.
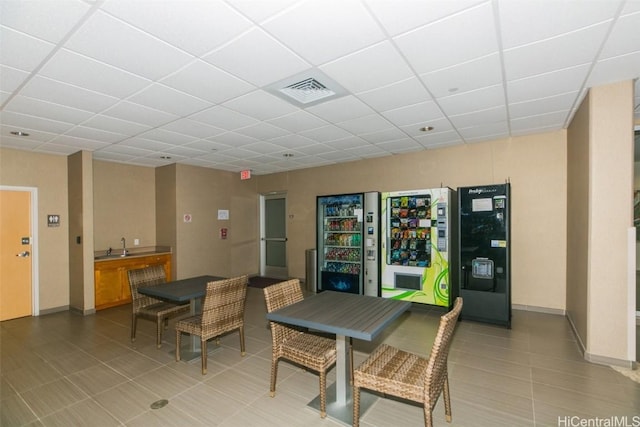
155 164 177 279
93 160 156 251
257 131 568 310
0 148 70 312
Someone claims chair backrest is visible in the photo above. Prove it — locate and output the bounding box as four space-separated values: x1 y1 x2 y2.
201 275 249 331
263 279 304 347
127 265 167 311
424 297 463 407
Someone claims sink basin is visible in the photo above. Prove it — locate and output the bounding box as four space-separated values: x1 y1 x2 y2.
94 253 130 260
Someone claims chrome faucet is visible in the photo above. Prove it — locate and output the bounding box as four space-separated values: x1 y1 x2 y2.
121 237 128 256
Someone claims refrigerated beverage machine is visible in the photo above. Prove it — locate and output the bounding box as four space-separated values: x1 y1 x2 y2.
458 183 511 327
316 192 380 295
380 187 458 308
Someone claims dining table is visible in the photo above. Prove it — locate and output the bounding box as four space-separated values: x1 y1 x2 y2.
137 275 223 360
266 290 411 424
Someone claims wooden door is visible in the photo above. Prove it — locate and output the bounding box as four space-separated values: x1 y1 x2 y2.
0 190 32 320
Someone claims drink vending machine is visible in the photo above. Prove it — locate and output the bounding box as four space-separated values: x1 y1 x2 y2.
316 192 380 295
380 187 457 308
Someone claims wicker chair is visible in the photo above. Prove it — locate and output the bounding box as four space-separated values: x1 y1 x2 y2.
175 275 248 375
263 279 337 418
127 265 190 348
353 297 463 427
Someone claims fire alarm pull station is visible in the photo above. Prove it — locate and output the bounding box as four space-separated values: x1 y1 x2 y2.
220 228 228 239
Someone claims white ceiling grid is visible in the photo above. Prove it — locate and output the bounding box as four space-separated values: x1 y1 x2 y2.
1 0 639 175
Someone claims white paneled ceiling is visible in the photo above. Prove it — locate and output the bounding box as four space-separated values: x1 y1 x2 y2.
1 0 639 175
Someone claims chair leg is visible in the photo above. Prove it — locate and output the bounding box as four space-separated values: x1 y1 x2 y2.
175 330 181 362
131 315 137 342
156 317 163 348
443 373 452 423
269 358 278 397
424 406 433 427
201 338 207 375
353 386 361 427
239 326 246 356
319 370 327 418
349 337 354 385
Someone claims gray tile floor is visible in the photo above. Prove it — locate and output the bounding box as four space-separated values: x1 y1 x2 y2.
1 287 638 426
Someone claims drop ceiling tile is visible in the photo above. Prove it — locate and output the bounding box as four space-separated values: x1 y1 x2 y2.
382 101 443 127
343 145 388 160
510 111 569 133
357 77 431 112
81 115 151 136
394 2 498 74
65 11 192 81
497 0 622 50
207 131 258 147
365 0 485 37
266 111 327 133
4 96 93 124
1 0 90 43
0 111 74 134
319 149 360 161
128 156 175 167
92 150 137 163
599 10 640 59
262 0 385 65
47 134 110 150
298 125 352 143
438 85 505 116
160 119 225 140
0 65 29 92
324 135 371 150
235 122 289 140
203 28 310 87
210 146 257 160
0 125 57 143
359 128 408 144
102 0 252 56
0 91 9 104
160 60 255 104
223 90 298 121
182 139 232 153
337 114 394 135
413 130 463 147
20 76 119 112
458 121 509 141
268 134 317 149
0 25 55 72
448 105 507 129
226 0 301 23
509 91 578 120
373 137 423 154
163 145 209 158
189 106 258 131
508 64 591 103
101 101 178 128
117 138 175 152
40 49 151 98
320 41 414 94
97 143 155 157
136 129 197 146
504 23 610 82
0 135 43 150
399 117 454 137
306 95 374 123
35 143 87 155
421 53 503 99
64 126 127 143
241 141 288 155
589 52 640 88
128 84 211 117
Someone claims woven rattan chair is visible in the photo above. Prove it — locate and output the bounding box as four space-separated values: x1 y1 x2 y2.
127 265 190 348
353 297 463 427
263 279 337 418
175 275 248 375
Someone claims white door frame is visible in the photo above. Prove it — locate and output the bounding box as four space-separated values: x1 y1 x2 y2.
1 185 39 316
259 192 288 278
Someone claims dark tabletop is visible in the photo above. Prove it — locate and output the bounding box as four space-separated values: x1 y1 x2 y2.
266 291 411 341
137 275 223 303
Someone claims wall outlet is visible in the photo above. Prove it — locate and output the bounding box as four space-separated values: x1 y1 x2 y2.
134 238 140 246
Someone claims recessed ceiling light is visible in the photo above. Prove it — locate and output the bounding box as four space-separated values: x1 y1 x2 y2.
160 155 172 160
419 126 434 132
10 131 29 136
448 87 459 93
283 153 294 158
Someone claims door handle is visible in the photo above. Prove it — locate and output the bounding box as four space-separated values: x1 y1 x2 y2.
16 251 30 257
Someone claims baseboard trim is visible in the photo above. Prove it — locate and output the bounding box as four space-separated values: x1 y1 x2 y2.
69 306 96 316
512 303 565 316
38 305 69 316
585 352 636 370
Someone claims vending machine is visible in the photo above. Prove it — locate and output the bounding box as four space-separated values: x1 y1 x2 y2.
316 192 380 295
458 183 511 327
380 188 457 308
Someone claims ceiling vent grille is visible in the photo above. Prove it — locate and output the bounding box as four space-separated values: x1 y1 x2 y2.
279 78 336 104
266 70 347 108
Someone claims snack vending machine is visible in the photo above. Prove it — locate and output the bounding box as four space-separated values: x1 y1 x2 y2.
380 188 457 308
458 183 511 327
316 192 380 295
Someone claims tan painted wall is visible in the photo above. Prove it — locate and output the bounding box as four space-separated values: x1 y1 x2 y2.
155 164 177 279
257 131 567 310
587 81 634 362
93 160 156 251
0 148 69 312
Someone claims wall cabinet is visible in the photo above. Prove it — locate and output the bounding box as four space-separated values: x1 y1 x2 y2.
94 253 172 310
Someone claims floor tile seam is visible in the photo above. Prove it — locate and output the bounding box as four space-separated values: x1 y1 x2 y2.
34 395 107 424
449 364 536 400
530 381 640 412
134 364 204 395
448 396 537 424
529 364 632 385
65 365 132 398
450 347 533 368
3 388 40 425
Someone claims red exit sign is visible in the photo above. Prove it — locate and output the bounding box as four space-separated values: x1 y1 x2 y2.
240 170 251 180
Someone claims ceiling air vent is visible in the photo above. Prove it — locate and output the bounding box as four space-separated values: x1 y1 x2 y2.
266 70 347 108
